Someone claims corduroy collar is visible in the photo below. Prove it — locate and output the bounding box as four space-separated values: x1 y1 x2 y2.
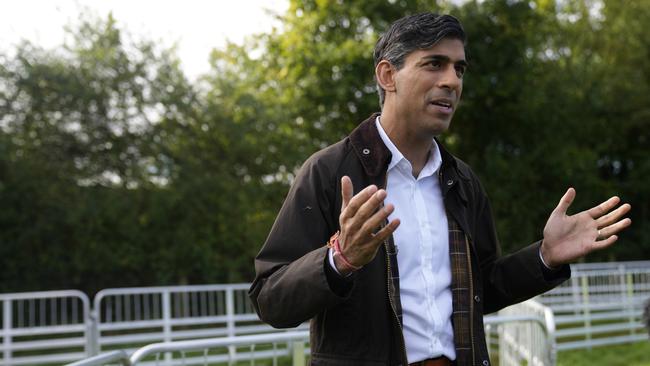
349 112 459 178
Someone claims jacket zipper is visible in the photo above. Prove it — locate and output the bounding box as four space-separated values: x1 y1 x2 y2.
379 175 409 365
384 238 408 365
465 237 477 366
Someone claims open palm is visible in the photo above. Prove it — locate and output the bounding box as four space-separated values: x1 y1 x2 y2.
541 188 632 268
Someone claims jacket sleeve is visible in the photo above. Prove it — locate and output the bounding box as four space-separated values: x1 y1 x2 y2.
469 173 570 314
248 154 353 328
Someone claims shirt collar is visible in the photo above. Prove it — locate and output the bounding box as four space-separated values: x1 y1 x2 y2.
375 116 442 178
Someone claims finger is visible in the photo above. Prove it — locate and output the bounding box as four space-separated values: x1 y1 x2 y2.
353 189 387 224
592 235 618 251
596 203 631 228
359 202 394 237
340 184 377 221
598 218 632 239
553 188 576 215
372 218 401 244
341 176 353 210
587 196 621 219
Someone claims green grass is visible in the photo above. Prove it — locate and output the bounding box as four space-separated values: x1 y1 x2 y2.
557 341 650 366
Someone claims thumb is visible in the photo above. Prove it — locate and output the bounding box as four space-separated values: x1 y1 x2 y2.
554 187 576 215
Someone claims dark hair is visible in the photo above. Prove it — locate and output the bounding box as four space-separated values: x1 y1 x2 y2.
373 13 466 106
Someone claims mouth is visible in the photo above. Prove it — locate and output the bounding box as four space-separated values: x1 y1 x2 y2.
429 98 454 114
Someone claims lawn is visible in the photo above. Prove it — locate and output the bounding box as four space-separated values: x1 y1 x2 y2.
557 341 650 366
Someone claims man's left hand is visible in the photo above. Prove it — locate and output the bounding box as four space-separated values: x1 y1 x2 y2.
540 188 632 268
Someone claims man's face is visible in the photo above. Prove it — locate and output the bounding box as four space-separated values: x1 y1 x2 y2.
390 38 467 136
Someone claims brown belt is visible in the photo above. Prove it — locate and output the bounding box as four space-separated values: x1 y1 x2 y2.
409 356 452 366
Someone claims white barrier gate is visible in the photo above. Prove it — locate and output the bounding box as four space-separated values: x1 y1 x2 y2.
92 284 307 359
0 290 91 365
493 299 556 366
538 263 650 350
1 261 649 365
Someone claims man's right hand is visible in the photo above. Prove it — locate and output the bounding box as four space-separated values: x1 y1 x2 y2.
334 176 400 275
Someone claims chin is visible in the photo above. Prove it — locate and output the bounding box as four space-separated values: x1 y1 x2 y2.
425 119 452 136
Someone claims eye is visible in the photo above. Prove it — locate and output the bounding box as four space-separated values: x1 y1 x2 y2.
455 65 467 78
427 60 442 69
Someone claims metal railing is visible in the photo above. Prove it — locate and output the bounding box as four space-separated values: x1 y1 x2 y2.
129 330 309 366
537 264 650 351
67 330 309 366
0 290 91 366
1 261 648 365
491 300 557 366
66 350 129 366
72 317 552 366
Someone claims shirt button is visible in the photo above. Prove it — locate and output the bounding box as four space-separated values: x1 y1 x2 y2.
474 295 481 303
446 179 453 186
362 148 370 155
482 360 490 366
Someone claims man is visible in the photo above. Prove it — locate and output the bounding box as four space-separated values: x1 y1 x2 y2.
249 13 631 366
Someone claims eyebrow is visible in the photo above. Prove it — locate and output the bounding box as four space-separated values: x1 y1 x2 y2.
419 54 469 68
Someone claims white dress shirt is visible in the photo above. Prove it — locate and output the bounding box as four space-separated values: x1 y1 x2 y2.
328 117 456 362
375 118 455 362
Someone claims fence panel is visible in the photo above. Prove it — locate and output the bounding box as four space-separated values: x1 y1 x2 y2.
128 330 310 366
538 263 650 351
2 260 649 365
92 284 307 357
105 313 556 366
0 290 91 365
486 300 556 366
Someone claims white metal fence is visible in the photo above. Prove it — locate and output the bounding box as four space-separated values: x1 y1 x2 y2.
71 316 553 366
68 331 311 366
91 284 294 355
0 261 648 365
537 262 650 350
491 300 557 366
0 290 91 365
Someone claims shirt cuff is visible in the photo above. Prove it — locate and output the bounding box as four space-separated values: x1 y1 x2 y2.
328 248 353 278
538 244 560 271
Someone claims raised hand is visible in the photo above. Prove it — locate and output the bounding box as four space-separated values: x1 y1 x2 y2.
334 176 400 274
540 188 632 268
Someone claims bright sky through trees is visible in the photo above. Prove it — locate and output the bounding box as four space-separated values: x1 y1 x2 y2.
0 0 288 79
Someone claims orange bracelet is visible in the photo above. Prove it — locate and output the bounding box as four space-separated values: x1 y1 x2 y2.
328 231 361 271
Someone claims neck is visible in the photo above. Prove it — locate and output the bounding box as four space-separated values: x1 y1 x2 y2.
380 107 433 178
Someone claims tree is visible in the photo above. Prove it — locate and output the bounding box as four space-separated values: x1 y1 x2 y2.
0 14 198 292
1 0 647 293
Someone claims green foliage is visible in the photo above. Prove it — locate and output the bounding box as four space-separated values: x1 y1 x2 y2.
0 0 648 293
452 0 649 256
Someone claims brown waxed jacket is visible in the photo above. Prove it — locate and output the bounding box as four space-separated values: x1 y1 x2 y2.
249 113 570 366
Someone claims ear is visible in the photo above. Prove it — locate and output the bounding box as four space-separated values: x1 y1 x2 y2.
375 60 397 93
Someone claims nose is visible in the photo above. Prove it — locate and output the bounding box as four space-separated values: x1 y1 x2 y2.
438 65 462 90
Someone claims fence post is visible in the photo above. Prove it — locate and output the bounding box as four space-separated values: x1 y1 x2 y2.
162 290 172 365
626 272 635 336
3 299 11 366
542 304 557 366
226 287 236 364
292 340 306 366
88 308 98 356
581 275 591 350
571 276 580 317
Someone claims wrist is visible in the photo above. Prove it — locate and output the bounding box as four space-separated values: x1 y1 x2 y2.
332 252 356 276
539 241 560 270
328 231 361 273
